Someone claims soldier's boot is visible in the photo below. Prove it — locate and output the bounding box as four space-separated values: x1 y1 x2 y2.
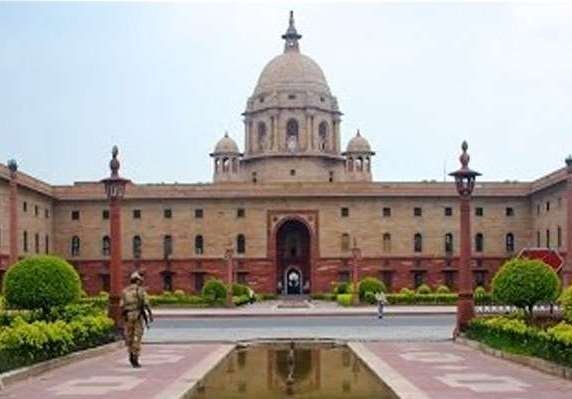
129 353 137 367
132 354 142 368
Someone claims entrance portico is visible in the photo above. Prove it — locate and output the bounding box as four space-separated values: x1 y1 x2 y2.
269 211 319 295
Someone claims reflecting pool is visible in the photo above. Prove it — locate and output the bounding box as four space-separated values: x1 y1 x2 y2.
189 342 398 399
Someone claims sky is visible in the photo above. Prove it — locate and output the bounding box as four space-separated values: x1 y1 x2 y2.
0 1 571 185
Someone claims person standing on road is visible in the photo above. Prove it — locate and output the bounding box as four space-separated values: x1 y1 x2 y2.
375 291 388 319
120 272 153 368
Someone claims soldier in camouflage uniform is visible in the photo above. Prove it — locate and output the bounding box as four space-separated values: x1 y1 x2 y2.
120 272 153 368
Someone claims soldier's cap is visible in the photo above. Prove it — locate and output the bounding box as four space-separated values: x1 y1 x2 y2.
130 272 144 282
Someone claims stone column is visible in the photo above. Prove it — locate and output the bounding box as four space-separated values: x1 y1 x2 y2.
244 118 250 155
8 160 18 267
564 156 572 287
333 117 341 153
225 248 234 307
352 240 361 305
109 196 123 324
457 196 474 330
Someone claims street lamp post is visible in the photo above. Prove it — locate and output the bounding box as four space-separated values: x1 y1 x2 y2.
352 238 361 305
225 247 235 307
7 160 19 267
101 146 130 328
449 141 481 334
564 155 572 287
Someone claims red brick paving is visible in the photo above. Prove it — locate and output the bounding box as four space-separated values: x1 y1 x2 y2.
363 341 572 399
0 344 226 399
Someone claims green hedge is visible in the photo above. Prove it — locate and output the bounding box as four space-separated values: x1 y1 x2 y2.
386 293 458 305
232 295 251 306
560 286 572 324
466 316 572 367
337 294 353 307
0 312 114 373
310 293 337 301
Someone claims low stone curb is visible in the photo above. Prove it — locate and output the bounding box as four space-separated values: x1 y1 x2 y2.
348 342 428 399
0 341 123 390
154 309 456 319
455 336 572 381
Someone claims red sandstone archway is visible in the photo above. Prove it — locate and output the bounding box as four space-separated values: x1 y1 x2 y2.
275 219 312 295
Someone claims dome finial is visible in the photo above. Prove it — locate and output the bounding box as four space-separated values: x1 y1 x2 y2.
282 10 302 53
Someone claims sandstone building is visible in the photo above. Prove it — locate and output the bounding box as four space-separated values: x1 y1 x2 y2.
1 13 570 295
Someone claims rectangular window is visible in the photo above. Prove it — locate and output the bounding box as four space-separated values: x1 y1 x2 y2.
341 207 349 217
34 205 39 216
338 271 350 283
45 209 50 219
164 208 172 219
382 207 391 217
45 234 49 254
505 207 514 217
237 208 245 218
102 210 109 220
34 233 40 253
537 231 541 247
474 271 487 289
23 201 28 212
23 231 28 252
329 171 334 183
558 226 562 248
546 201 551 212
71 210 80 221
380 271 393 292
194 273 205 293
195 209 204 219
290 169 296 176
475 207 484 216
413 207 422 217
444 207 453 216
133 209 141 219
413 271 425 289
546 229 551 248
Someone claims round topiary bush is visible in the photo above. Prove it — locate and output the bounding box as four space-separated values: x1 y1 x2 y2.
3 256 81 313
492 258 561 318
363 291 377 305
560 286 572 323
201 279 227 303
399 287 414 296
232 283 249 297
416 284 432 295
358 277 386 301
334 282 351 295
436 285 451 294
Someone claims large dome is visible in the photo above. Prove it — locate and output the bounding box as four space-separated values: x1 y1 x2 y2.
253 51 330 96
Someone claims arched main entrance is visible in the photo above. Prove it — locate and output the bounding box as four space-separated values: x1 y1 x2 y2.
276 219 311 295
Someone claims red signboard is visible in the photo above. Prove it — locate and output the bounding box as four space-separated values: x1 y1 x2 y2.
518 248 564 272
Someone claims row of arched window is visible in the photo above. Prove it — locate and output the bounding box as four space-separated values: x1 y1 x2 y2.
70 234 247 257
341 232 517 253
254 119 331 152
21 230 49 254
536 226 563 249
346 156 371 173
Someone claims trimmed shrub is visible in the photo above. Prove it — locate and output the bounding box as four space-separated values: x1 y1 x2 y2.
399 287 414 295
560 286 572 324
0 313 114 373
363 291 377 305
436 285 451 294
258 293 278 301
467 316 572 367
415 284 432 295
173 290 186 298
337 294 353 307
358 277 386 302
201 279 227 303
232 283 250 297
333 282 351 295
492 258 560 318
232 295 250 306
310 293 336 301
3 256 81 313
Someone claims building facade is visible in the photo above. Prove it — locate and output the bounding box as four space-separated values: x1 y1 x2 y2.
1 13 570 295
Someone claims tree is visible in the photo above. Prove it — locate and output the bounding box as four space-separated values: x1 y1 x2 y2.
491 258 560 320
3 256 81 314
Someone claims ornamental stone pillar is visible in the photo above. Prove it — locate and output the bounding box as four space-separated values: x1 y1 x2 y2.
7 160 18 267
449 141 481 334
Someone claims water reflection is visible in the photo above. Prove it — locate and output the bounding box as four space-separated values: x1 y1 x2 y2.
190 342 397 399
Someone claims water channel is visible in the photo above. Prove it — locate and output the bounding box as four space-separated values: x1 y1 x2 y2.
189 342 398 399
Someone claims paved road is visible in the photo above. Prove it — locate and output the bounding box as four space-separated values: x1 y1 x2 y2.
145 315 455 343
